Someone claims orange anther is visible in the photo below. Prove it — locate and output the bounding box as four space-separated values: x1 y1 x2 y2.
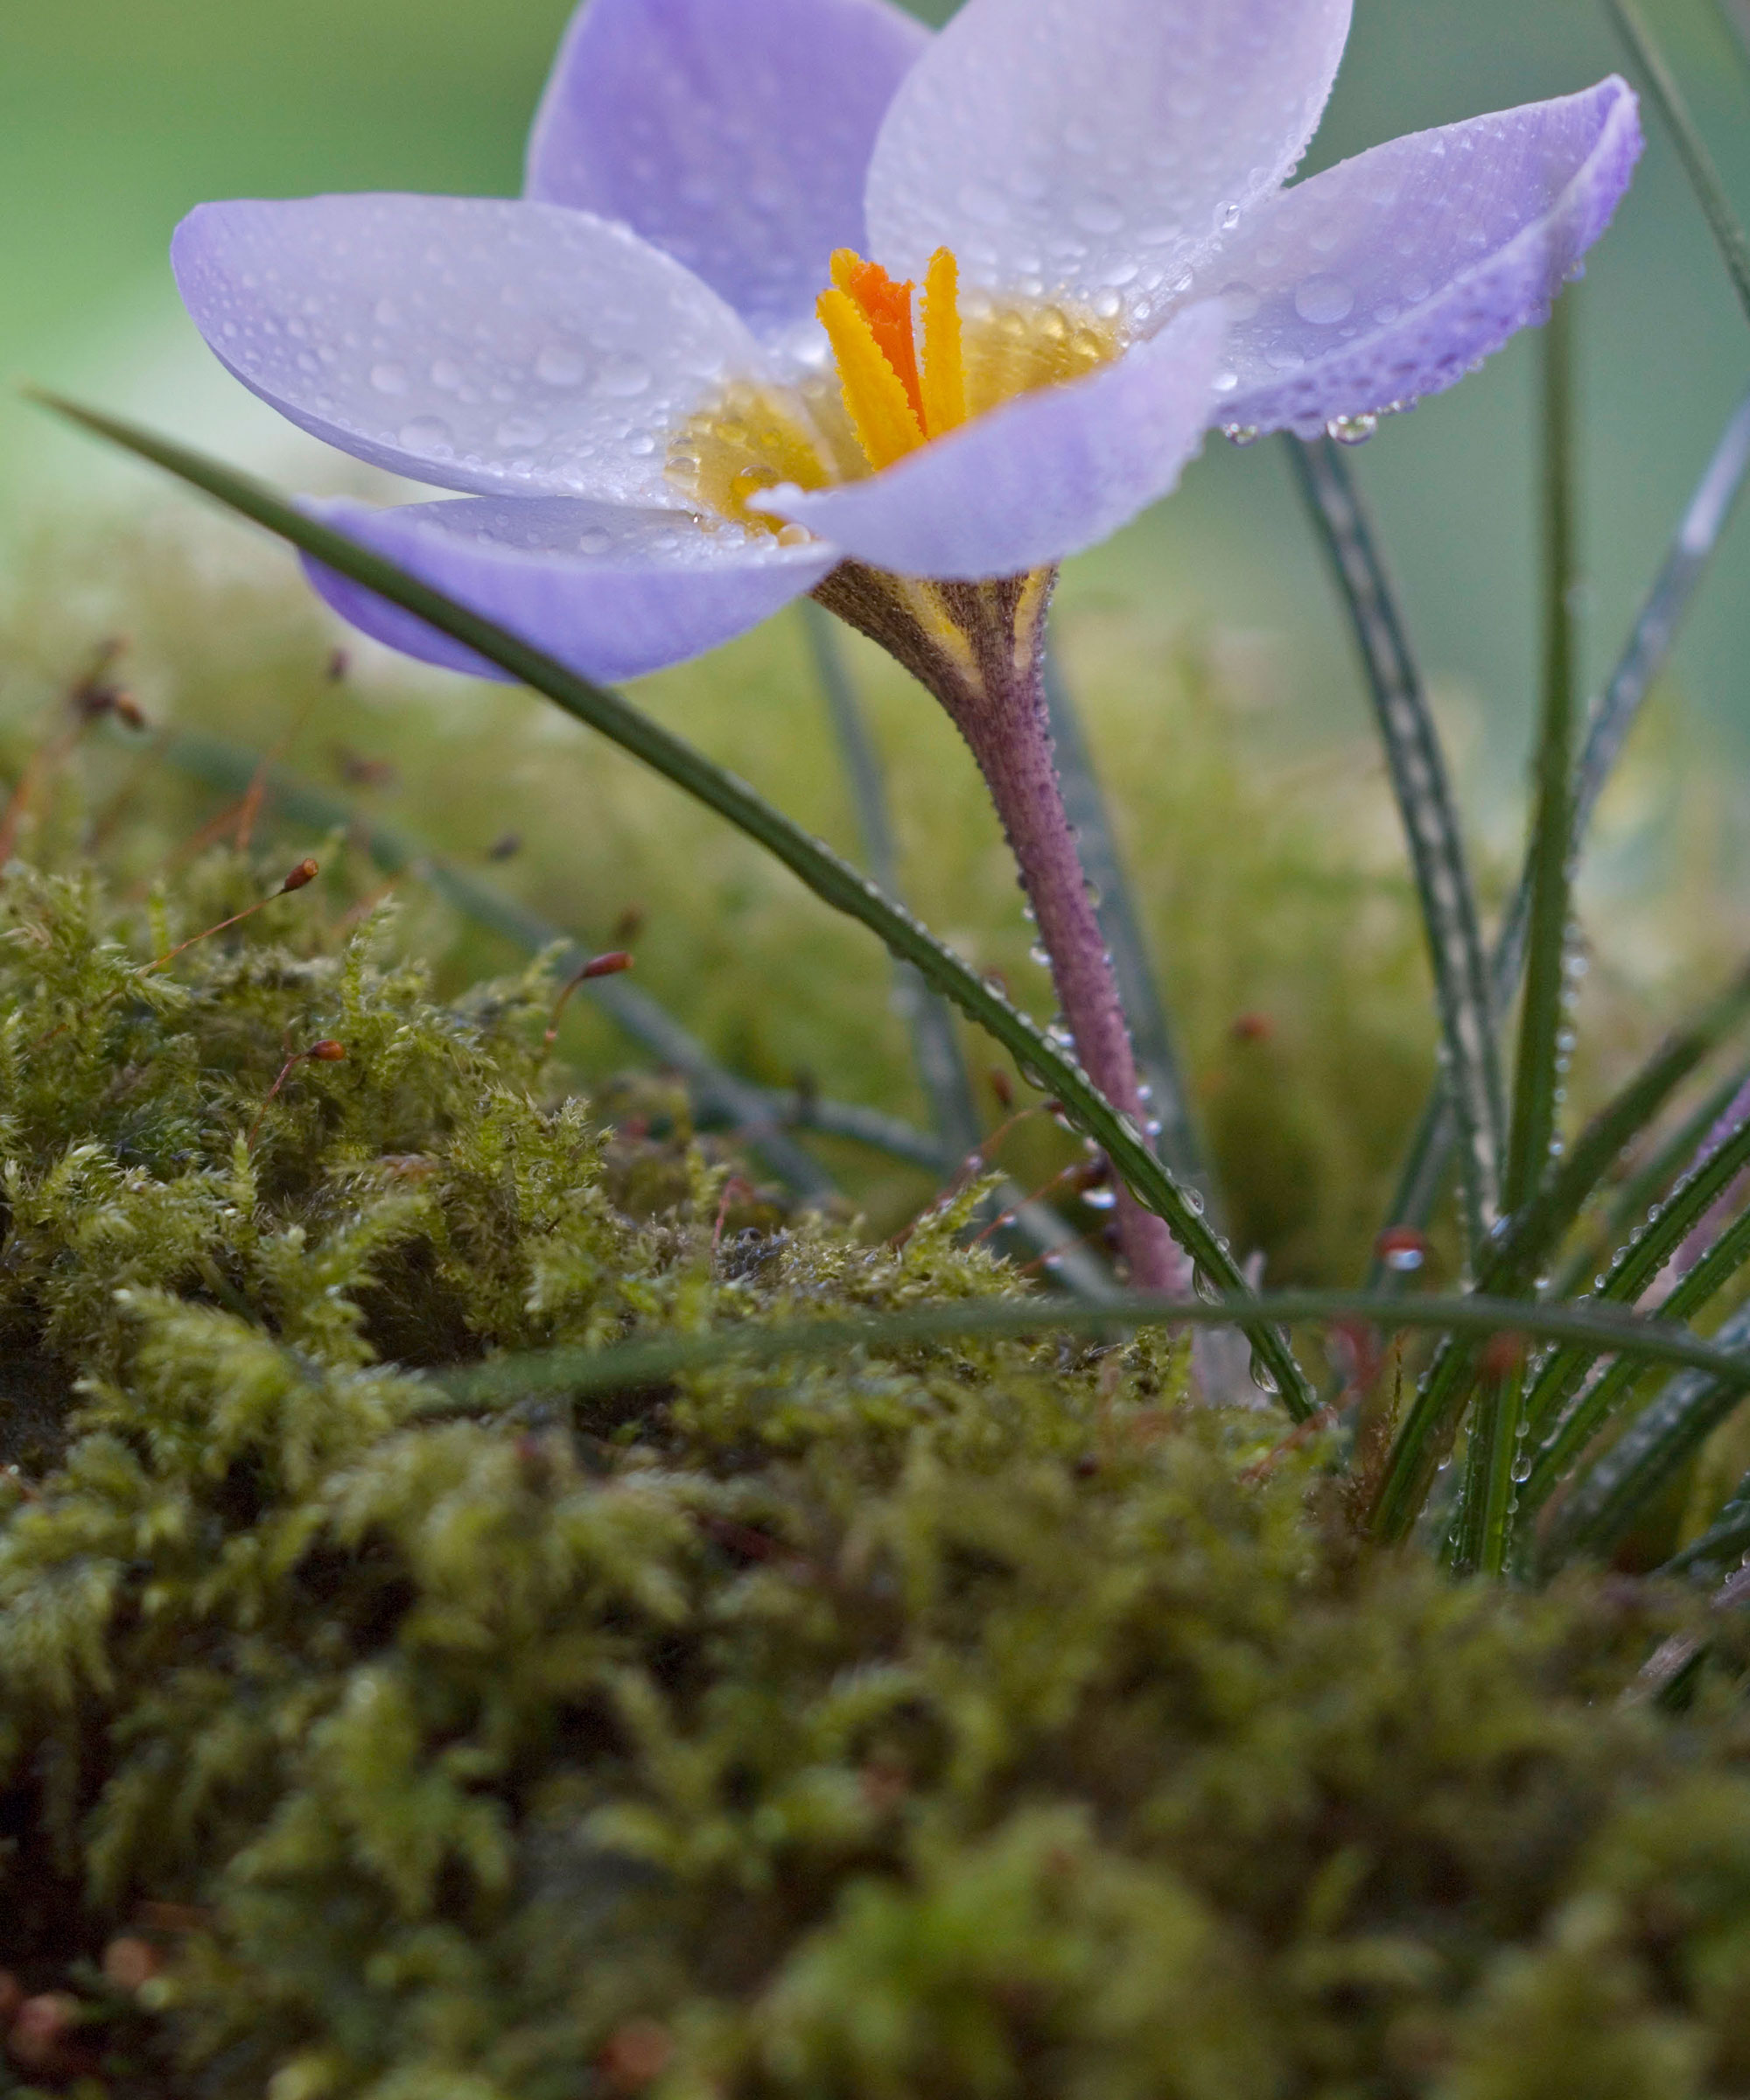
833 250 925 425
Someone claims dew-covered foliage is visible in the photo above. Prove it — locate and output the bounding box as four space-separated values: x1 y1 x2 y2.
4 853 1750 2099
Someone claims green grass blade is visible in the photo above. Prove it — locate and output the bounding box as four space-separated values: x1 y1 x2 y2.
1368 961 1750 1540
1517 1110 1750 1443
164 625 1112 1292
1418 300 1581 1562
1529 962 1750 1262
39 391 1310 1406
1505 294 1580 1216
1662 1463 1750 1577
1041 647 1214 1210
1574 387 1750 829
1371 385 1750 1256
1289 435 1504 1255
1554 1062 1750 1297
424 1289 1750 1413
798 611 1118 1296
1452 1364 1526 1578
1545 1298 1750 1564
802 601 984 1160
1609 0 1750 326
1525 1197 1750 1510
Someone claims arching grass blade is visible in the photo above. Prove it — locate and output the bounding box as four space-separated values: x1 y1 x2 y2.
1289 436 1503 1256
1544 1298 1750 1566
1663 1462 1750 1578
802 601 983 1160
1042 646 1214 1211
38 392 1311 1409
1525 1198 1750 1513
1368 928 1750 1541
1373 385 1750 1255
425 1289 1750 1414
800 611 1117 1297
166 697 1116 1290
1609 0 1750 326
1555 1061 1750 1298
1518 1110 1750 1441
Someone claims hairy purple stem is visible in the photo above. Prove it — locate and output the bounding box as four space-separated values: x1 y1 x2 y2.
814 564 1191 1294
956 672 1188 1295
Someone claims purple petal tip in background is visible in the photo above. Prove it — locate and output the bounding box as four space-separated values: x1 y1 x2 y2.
528 0 928 339
1210 76 1643 438
302 497 833 686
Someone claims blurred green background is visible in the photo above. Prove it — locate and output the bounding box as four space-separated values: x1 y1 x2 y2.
4 0 1750 783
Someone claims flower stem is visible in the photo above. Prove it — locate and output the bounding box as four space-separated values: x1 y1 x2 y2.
955 654 1188 1294
812 564 1191 1293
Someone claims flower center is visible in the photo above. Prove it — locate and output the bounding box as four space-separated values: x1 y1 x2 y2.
668 247 1122 538
817 247 968 468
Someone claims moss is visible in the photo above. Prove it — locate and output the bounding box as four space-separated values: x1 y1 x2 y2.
0 855 1748 2100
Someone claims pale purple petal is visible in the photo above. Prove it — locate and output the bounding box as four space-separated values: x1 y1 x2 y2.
527 0 928 339
301 497 832 684
1206 78 1642 438
757 304 1226 579
866 0 1352 327
173 195 769 505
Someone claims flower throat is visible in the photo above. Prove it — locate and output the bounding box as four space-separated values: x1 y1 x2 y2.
668 248 1119 536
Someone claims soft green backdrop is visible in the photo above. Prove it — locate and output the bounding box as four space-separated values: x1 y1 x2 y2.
4 0 1750 782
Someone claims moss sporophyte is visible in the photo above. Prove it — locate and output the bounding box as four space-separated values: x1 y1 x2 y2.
171 0 1642 1289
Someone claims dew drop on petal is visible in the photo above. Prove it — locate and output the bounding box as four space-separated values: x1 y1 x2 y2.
370 362 410 396
593 355 653 400
536 345 586 388
495 416 545 450
577 527 613 555
398 416 452 457
1327 413 1378 447
1294 276 1354 326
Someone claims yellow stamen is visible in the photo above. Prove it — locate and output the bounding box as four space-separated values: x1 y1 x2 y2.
920 248 967 439
817 282 927 471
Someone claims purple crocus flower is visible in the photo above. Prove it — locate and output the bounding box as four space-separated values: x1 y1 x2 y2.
172 0 1641 1296
172 0 1640 687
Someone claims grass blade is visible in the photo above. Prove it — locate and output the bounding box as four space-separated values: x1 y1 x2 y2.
1555 1061 1750 1297
165 691 1116 1292
1574 386 1750 829
1289 435 1504 1254
802 601 983 1159
1440 296 1583 1572
800 611 1119 1296
1662 1462 1750 1577
1041 647 1214 1209
38 391 1312 1409
1516 1110 1750 1444
1544 1298 1750 1564
1369 965 1750 1541
1609 0 1750 326
1372 384 1750 1256
1505 294 1580 1216
424 1289 1750 1413
1525 1198 1750 1510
